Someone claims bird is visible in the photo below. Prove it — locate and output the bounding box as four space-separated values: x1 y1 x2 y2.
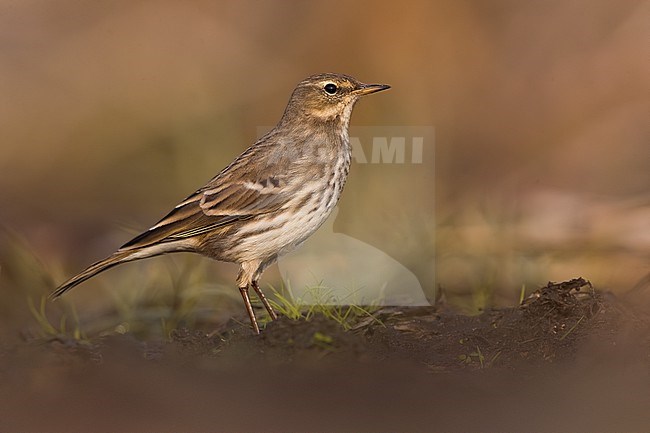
49 73 390 334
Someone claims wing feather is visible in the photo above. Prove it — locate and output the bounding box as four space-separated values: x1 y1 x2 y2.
120 176 290 250
119 139 297 250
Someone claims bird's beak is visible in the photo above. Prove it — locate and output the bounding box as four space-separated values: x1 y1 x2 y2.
354 83 391 96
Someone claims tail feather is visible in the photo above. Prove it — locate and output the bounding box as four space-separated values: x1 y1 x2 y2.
49 250 136 300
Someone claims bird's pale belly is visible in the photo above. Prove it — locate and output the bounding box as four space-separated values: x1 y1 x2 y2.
230 186 342 263
229 147 350 263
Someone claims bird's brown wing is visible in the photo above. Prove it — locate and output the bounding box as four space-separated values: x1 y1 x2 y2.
120 173 292 250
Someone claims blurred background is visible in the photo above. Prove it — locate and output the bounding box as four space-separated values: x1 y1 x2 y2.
1 0 648 332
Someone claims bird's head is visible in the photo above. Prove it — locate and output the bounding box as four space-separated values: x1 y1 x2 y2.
282 73 390 126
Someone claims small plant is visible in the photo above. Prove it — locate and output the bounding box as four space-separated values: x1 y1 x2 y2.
27 295 87 341
458 345 502 369
264 283 382 330
311 331 335 350
458 346 485 368
519 284 527 304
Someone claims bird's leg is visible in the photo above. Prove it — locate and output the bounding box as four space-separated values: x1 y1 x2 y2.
238 285 260 334
252 280 278 321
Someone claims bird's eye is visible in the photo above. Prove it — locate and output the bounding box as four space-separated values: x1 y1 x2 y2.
324 83 338 95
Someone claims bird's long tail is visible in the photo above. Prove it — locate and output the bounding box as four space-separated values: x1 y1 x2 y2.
49 250 138 300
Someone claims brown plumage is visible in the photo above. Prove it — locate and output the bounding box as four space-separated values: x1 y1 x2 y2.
50 73 390 333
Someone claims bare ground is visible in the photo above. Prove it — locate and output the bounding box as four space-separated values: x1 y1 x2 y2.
1 278 649 433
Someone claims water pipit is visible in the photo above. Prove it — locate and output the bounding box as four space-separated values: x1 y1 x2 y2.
50 73 390 334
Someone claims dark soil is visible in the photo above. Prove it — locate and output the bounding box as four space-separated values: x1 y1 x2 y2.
2 278 649 433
